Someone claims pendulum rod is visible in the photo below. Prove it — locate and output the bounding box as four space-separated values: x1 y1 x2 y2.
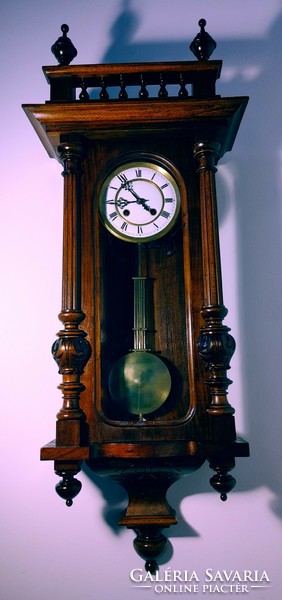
133 245 147 352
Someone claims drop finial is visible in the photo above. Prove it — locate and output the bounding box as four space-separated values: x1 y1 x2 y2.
51 24 78 65
55 472 82 505
190 19 217 61
145 560 158 574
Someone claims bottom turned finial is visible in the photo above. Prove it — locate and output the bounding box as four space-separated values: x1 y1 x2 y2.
210 470 236 500
145 559 159 574
209 454 236 501
55 472 82 506
133 527 167 568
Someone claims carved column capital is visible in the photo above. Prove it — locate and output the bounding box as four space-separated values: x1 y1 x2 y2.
193 140 221 172
57 137 86 174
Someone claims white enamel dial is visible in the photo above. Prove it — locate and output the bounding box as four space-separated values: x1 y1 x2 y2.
99 159 181 242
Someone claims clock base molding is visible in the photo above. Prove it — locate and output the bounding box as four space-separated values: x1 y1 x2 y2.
41 436 247 570
25 20 249 571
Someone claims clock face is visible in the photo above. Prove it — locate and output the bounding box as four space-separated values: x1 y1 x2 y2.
98 159 181 242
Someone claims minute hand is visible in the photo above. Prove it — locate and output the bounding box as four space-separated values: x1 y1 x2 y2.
124 181 151 212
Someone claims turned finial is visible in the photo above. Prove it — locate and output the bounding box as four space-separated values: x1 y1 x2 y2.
55 472 82 506
51 24 78 65
190 19 217 61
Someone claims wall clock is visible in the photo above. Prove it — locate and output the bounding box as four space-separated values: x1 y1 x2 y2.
23 20 249 573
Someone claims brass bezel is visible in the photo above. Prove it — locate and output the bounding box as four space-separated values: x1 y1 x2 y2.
98 155 181 243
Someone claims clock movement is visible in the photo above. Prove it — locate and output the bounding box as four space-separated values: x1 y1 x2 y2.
23 20 249 572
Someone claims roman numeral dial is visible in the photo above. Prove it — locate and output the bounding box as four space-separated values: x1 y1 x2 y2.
99 157 181 242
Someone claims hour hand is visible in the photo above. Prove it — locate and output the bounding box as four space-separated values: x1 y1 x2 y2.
106 197 133 208
123 182 152 211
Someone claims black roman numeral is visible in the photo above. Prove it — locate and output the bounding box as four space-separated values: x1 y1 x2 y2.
161 183 169 189
121 222 128 231
109 211 118 220
135 168 142 177
161 210 170 219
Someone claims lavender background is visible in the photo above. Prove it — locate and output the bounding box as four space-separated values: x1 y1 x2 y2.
1 1 282 598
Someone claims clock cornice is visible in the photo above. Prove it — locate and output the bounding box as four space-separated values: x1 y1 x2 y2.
23 95 248 159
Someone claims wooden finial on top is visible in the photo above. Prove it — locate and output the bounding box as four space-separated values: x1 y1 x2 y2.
190 19 217 61
51 24 78 65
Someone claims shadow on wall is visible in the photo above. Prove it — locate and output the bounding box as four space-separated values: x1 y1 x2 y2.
83 0 282 542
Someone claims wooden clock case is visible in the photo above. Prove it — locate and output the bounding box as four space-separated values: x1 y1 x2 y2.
23 22 249 571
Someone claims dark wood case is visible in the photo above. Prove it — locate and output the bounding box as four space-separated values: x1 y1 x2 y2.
23 32 249 569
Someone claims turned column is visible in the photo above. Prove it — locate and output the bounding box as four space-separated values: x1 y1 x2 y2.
193 140 238 499
193 140 236 440
52 138 91 447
